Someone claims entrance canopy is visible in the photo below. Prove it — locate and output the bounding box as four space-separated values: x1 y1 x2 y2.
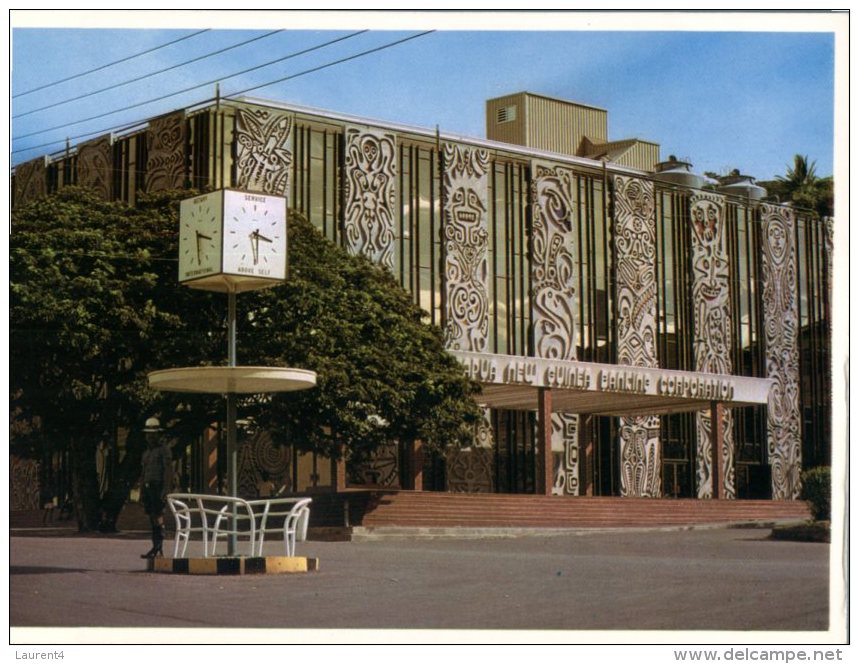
451 351 772 416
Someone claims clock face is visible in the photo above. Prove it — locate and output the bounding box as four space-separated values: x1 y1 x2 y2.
222 190 287 280
178 193 223 283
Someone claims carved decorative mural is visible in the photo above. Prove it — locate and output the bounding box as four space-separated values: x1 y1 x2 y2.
77 135 112 199
442 143 490 352
13 156 47 206
551 412 579 496
234 105 293 196
530 161 578 361
689 193 735 499
474 406 494 449
11 456 40 510
343 125 398 270
531 161 581 495
447 448 494 493
760 203 802 500
612 174 661 497
237 432 291 498
145 111 186 192
619 418 660 496
350 441 400 487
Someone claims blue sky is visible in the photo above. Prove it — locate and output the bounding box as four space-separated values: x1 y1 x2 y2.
10 11 843 181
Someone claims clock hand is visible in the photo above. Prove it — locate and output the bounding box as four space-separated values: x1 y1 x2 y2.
195 230 213 264
195 231 203 264
249 230 260 266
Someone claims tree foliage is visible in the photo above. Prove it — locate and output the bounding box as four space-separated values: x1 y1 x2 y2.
759 154 834 218
11 187 224 529
238 212 482 463
11 187 481 529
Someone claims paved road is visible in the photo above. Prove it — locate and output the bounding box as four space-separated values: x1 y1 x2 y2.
10 527 831 639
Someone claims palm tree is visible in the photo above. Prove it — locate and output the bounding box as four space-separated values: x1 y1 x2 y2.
768 154 833 218
777 154 818 192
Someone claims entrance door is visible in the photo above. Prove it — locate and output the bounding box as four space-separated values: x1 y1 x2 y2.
492 409 537 493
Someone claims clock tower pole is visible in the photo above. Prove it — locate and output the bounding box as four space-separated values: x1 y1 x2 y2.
226 287 238 554
153 188 316 561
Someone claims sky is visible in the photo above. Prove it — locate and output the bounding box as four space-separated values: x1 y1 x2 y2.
9 10 845 182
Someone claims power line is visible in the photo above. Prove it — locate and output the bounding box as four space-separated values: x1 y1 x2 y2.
224 30 435 100
14 30 284 120
12 30 435 162
13 29 211 99
13 30 369 147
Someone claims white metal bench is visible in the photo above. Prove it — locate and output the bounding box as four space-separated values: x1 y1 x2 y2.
166 493 312 558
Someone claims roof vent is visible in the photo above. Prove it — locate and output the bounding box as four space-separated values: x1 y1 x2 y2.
496 104 517 124
651 155 705 189
716 170 767 201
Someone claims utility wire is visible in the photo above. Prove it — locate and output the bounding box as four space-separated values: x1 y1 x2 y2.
14 29 437 161
13 30 369 146
224 30 435 100
13 29 210 99
14 30 284 120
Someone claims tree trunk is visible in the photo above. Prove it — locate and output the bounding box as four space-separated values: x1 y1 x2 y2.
98 430 145 532
70 436 101 532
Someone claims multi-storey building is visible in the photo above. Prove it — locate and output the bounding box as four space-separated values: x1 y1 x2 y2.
11 91 832 506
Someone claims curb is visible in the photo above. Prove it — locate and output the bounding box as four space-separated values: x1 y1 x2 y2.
347 520 805 541
146 556 320 575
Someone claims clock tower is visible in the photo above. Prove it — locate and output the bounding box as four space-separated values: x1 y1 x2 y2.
178 189 287 292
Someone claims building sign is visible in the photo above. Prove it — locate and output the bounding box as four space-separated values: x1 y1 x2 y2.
452 351 771 410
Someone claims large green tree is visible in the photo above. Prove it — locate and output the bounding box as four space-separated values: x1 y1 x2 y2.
11 187 480 530
237 211 481 465
11 187 223 530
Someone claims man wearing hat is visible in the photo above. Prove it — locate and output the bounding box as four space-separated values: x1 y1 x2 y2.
140 417 172 558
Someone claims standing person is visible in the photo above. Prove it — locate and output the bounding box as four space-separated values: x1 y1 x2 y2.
40 479 56 526
140 417 172 559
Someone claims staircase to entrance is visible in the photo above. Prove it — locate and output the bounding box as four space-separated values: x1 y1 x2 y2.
309 490 811 536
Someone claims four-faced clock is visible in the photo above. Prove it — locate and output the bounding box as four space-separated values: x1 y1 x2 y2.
222 190 287 280
178 192 223 284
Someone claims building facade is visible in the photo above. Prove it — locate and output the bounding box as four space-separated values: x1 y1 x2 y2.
11 94 832 504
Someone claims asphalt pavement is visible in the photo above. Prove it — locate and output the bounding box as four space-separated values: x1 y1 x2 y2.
9 525 836 643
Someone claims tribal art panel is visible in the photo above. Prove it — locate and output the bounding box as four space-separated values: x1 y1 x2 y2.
530 161 578 361
234 106 293 196
531 162 581 493
442 144 490 352
77 135 112 200
552 412 579 496
447 447 494 493
760 203 802 500
612 175 660 497
236 432 291 499
13 157 47 206
145 111 186 192
350 441 400 488
689 193 735 499
344 126 398 271
11 456 40 510
445 407 494 492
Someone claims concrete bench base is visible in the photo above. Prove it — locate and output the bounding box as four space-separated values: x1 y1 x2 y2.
147 556 319 575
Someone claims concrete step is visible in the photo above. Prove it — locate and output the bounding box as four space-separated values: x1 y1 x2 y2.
346 491 811 529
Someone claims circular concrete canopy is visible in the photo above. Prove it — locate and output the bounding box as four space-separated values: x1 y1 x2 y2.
148 367 317 394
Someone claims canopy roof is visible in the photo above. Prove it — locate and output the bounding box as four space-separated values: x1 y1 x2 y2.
148 366 316 394
451 351 772 416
